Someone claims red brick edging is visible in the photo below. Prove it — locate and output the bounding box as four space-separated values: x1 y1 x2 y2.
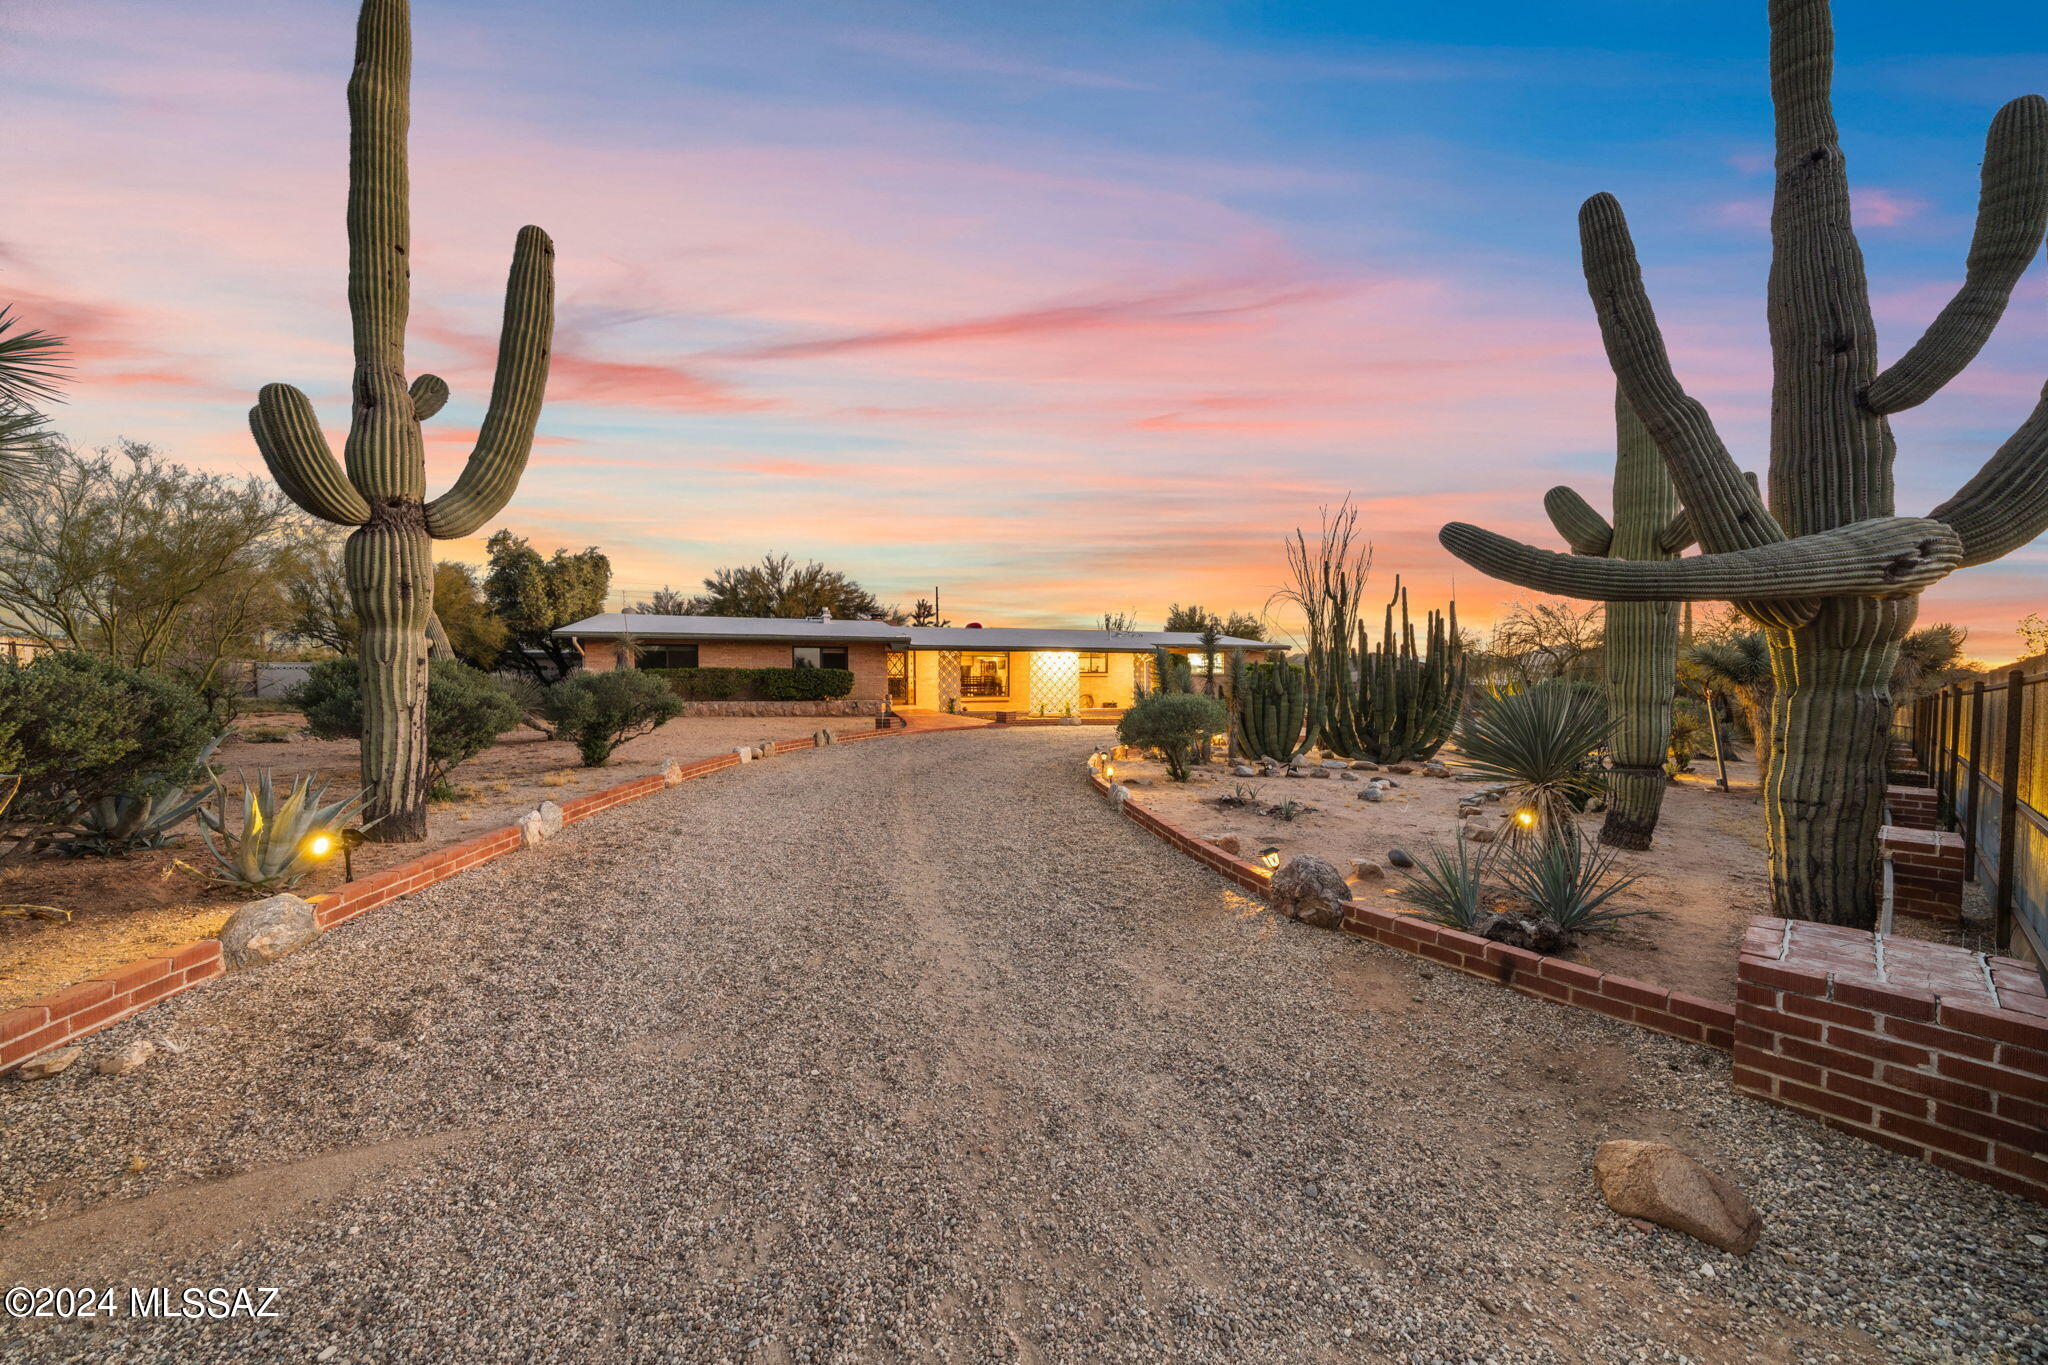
1 725 918 1073
1089 769 1734 1052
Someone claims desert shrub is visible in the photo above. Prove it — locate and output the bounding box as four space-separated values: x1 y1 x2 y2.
1454 680 1612 827
1495 821 1647 938
293 658 520 785
644 666 856 702
1664 699 1713 777
1399 838 1494 931
538 670 685 766
1118 691 1229 782
0 653 215 840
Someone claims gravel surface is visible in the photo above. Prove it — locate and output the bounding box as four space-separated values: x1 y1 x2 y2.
1 728 2041 1363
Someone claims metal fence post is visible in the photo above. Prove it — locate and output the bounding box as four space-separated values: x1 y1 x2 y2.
1945 683 1964 826
1963 680 1985 882
1995 669 2025 950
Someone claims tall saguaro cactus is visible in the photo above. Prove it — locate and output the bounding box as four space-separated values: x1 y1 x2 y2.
251 0 553 841
1543 393 1688 849
1440 0 2048 926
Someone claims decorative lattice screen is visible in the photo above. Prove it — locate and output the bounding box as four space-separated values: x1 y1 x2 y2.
1031 651 1081 715
936 651 961 711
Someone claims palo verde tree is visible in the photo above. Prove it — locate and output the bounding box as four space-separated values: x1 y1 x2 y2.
1441 0 2048 926
250 0 554 840
1541 393 1689 849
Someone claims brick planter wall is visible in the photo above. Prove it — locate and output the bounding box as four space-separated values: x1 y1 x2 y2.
1735 918 2048 1204
2 725 923 1074
1885 784 1938 830
1881 826 1966 921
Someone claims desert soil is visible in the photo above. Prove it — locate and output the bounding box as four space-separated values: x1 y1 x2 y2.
0 711 900 1013
0 729 2039 1363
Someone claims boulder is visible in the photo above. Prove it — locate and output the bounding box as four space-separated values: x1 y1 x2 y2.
659 758 685 786
519 799 565 846
1474 913 1570 954
14 1047 82 1080
95 1041 155 1076
1593 1141 1763 1254
219 893 320 972
734 745 753 763
1108 783 1131 809
814 728 836 747
1268 855 1350 930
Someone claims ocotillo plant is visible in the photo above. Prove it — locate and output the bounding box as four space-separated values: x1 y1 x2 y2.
250 0 553 841
1542 393 1686 849
1440 0 2048 927
1337 576 1465 764
1272 501 1373 757
1229 652 1318 762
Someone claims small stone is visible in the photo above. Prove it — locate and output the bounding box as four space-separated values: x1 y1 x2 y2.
1594 1140 1763 1255
1209 835 1242 855
1462 823 1498 843
95 1041 155 1076
1108 783 1131 809
1350 761 1380 772
1320 760 1350 771
1387 763 1417 775
219 893 320 972
734 745 753 762
814 728 836 747
1338 772 1358 782
1312 768 1331 779
1387 848 1415 869
15 1047 82 1080
1268 855 1350 930
1232 765 1257 777
534 800 564 837
1285 768 1308 779
1351 859 1386 880
1360 787 1385 803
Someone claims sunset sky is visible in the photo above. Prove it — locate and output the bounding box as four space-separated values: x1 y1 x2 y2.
4 0 2044 660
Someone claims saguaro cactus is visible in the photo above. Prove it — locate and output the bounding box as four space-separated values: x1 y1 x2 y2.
251 0 553 841
1542 393 1688 849
1440 0 2048 926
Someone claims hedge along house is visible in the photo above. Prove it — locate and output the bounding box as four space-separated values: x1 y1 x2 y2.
555 614 1270 718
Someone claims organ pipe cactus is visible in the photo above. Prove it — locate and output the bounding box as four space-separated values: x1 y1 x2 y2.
1229 651 1319 762
1330 577 1465 764
1543 394 1687 849
1439 0 2048 926
250 0 553 841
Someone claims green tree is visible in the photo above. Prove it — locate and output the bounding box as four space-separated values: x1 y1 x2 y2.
0 440 310 689
538 670 684 767
2020 612 2048 659
484 530 610 682
294 658 519 788
1162 603 1266 641
690 553 892 621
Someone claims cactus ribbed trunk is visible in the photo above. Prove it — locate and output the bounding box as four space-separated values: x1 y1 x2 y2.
1764 606 1904 924
248 0 554 843
1438 0 2048 928
1600 394 1680 850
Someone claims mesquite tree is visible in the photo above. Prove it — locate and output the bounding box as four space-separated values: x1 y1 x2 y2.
250 0 553 840
1441 0 2048 926
1542 393 1688 849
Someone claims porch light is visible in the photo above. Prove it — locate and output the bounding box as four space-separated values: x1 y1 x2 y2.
1259 846 1281 871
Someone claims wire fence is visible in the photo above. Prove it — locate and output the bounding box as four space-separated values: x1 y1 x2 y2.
1898 660 2048 962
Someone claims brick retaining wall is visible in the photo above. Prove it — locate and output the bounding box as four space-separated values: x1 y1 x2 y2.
1884 784 1938 830
1735 918 2048 1204
1881 826 1966 921
1 724 919 1074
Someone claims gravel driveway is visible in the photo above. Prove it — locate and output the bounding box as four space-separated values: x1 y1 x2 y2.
1 728 2041 1363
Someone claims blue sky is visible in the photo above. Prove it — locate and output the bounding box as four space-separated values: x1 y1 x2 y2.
4 0 2044 654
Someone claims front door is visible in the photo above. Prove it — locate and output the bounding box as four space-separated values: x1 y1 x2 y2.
888 651 914 704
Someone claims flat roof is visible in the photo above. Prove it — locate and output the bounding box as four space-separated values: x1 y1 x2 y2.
556 614 1268 653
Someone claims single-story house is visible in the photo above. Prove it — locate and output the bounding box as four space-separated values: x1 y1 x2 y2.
554 614 1271 716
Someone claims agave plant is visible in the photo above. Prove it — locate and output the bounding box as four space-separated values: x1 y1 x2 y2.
1398 838 1494 932
1495 821 1648 939
193 769 370 891
58 736 224 857
1453 680 1615 832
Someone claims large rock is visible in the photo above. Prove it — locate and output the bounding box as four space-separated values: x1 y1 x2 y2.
1593 1141 1763 1254
14 1046 82 1080
1268 855 1350 930
219 893 320 972
95 1041 155 1076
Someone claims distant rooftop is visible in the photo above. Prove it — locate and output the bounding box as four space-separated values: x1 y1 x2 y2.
556 614 1268 653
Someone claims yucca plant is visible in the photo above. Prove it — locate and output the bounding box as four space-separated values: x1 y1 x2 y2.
1398 838 1494 932
1453 680 1615 832
193 770 370 891
59 736 225 857
1496 821 1648 939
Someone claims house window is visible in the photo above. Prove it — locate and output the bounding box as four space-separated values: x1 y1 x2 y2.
960 653 1009 698
1079 653 1108 675
793 646 850 670
637 644 699 669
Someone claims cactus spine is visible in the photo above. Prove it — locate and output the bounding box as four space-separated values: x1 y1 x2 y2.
1542 392 1686 848
250 0 553 841
1440 0 2048 926
1229 651 1318 762
1339 576 1465 764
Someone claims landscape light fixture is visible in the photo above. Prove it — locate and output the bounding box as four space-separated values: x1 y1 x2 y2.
1515 808 1537 830
1259 847 1282 872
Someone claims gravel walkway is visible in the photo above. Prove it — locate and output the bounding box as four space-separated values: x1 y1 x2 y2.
1 729 2041 1363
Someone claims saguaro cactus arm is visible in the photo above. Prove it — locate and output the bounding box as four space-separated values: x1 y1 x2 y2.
424 225 555 540
1657 510 1696 555
1543 486 1612 556
1865 96 2048 416
410 374 449 420
251 385 371 526
1439 515 1961 602
1927 379 2048 567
